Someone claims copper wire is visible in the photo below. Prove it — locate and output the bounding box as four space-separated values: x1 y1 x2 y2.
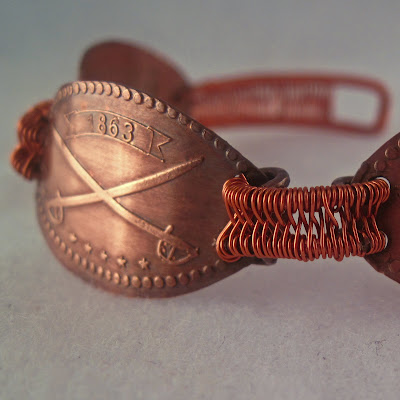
9 99 391 265
10 100 52 180
216 175 390 263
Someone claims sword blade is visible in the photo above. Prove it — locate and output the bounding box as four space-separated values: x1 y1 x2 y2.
51 127 200 254
47 156 203 209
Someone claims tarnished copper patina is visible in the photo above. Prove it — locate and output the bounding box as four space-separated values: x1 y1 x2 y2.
11 40 400 298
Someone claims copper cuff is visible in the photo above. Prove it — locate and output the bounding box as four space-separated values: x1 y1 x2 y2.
11 40 400 298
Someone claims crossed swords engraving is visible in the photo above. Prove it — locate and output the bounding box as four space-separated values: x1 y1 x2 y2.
46 126 202 265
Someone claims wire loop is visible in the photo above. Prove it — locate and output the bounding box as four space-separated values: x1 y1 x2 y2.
216 175 390 263
10 100 52 180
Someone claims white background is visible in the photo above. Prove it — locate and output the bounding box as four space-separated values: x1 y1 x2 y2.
2 1 400 399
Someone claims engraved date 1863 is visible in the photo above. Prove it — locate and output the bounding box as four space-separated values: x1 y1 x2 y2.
65 110 171 161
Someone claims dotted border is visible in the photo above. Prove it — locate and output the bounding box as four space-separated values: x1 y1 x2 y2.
369 139 400 174
37 195 222 291
47 80 249 291
356 136 400 275
54 80 254 175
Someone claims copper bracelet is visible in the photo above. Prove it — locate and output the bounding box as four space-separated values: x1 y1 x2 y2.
11 41 399 298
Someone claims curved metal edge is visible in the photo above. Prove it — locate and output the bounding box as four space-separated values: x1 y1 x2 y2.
352 132 400 284
37 80 270 297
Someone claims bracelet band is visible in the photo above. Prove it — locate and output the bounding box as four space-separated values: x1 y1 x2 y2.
216 175 389 263
10 40 400 298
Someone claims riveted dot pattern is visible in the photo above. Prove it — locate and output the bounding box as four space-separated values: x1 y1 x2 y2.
42 81 254 295
56 81 255 175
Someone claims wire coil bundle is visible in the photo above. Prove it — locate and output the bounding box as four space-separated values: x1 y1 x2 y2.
10 100 52 180
216 175 390 263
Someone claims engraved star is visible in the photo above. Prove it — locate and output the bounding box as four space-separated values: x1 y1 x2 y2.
138 257 150 270
117 256 127 268
84 243 92 254
100 250 108 261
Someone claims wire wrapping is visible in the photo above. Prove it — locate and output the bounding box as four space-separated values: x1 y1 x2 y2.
10 100 52 180
216 175 390 263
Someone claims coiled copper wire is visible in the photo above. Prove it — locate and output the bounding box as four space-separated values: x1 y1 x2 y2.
10 100 52 180
216 175 390 263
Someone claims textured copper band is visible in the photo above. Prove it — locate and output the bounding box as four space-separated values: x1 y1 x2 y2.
10 40 400 298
